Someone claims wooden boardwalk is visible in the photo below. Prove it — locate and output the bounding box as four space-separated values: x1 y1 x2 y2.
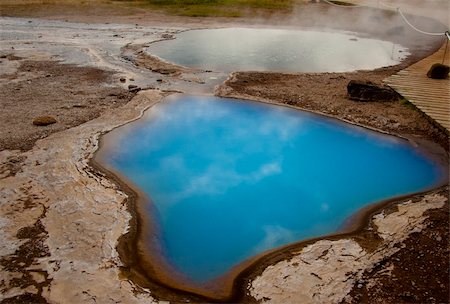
384 43 450 132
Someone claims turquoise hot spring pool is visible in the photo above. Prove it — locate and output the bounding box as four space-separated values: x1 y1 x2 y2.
97 95 445 286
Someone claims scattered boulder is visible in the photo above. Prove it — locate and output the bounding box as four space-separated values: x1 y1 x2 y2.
119 77 126 83
33 116 57 126
347 80 399 102
427 63 449 79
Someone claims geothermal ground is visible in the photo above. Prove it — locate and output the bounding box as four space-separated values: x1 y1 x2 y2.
0 1 449 303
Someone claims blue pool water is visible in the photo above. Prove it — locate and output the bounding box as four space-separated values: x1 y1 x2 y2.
146 28 409 72
100 95 443 283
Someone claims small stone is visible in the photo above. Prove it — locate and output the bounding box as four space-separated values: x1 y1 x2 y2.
119 77 126 83
376 115 389 125
128 85 141 93
33 116 57 126
156 79 163 82
411 227 421 233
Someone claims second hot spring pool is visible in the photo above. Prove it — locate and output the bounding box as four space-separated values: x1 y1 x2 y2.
97 95 445 293
146 28 409 72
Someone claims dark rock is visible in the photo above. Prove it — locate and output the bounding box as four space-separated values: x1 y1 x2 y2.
1 54 22 61
161 33 173 39
129 88 141 93
427 63 449 79
119 77 126 83
152 68 176 75
128 85 141 93
121 55 133 62
33 116 57 126
347 80 399 102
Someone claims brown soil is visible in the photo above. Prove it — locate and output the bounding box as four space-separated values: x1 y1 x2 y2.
0 58 135 151
0 199 50 304
344 199 449 304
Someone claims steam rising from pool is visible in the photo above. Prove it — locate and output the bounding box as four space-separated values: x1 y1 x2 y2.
98 95 444 284
146 28 409 72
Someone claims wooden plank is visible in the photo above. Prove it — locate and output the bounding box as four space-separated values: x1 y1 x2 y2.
384 43 450 132
411 101 449 106
391 88 449 95
412 111 449 120
392 92 449 99
395 94 449 101
405 100 449 109
393 85 448 89
410 100 450 105
388 80 449 85
413 110 449 118
407 99 450 105
411 105 450 112
412 105 449 112
389 80 449 86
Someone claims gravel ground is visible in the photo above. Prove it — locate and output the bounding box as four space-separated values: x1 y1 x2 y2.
0 57 135 151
